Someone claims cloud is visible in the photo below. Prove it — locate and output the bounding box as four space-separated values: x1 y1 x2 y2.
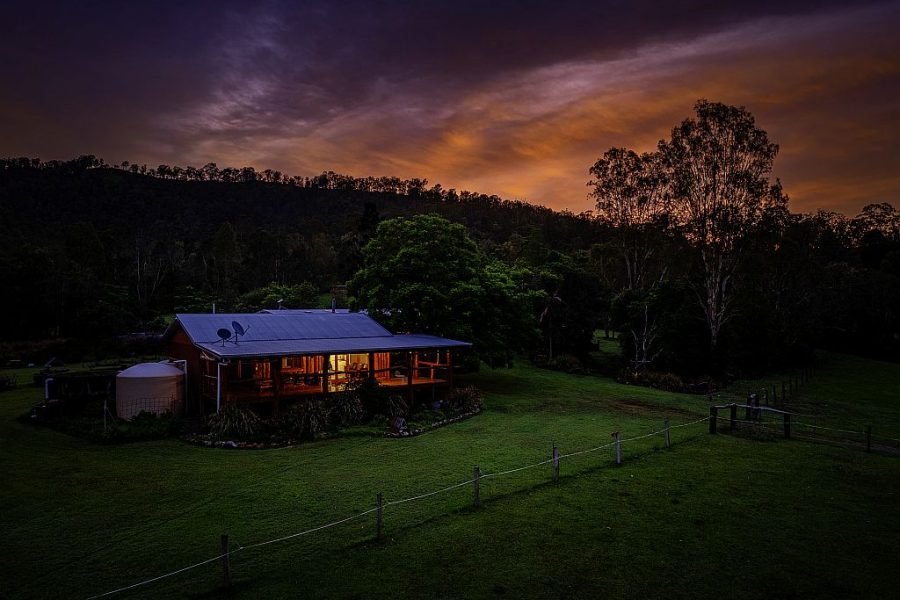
1 0 898 215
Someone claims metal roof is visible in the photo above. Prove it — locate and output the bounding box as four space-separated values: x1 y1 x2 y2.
258 308 353 314
171 312 470 359
117 362 185 378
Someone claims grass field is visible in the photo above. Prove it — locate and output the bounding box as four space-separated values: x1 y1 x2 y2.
1 352 898 599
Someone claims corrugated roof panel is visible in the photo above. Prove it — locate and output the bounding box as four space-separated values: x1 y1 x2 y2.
196 334 471 359
176 312 392 345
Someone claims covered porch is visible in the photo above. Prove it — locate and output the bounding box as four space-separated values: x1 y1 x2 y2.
200 349 454 413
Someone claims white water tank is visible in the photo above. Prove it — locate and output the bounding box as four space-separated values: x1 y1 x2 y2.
115 362 185 420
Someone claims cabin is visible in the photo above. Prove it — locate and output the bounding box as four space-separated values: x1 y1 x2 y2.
165 310 470 415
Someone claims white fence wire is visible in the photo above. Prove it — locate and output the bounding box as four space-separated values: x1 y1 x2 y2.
86 415 710 599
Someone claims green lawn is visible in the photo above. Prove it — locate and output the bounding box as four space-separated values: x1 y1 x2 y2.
1 353 898 599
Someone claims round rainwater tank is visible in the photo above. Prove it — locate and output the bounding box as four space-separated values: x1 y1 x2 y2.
115 362 185 420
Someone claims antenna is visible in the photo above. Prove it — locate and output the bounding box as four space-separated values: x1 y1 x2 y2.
231 321 249 344
216 328 232 346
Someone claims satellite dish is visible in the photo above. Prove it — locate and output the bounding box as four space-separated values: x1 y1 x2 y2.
231 321 249 343
217 328 232 346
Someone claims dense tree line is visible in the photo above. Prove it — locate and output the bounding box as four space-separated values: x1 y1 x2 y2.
0 159 599 355
1 102 898 374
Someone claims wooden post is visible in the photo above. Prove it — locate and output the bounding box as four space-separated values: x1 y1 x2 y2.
272 359 282 415
709 406 718 434
406 352 414 403
447 350 454 389
322 354 329 394
552 445 560 482
376 493 384 539
783 413 791 439
552 445 560 481
473 465 481 507
866 426 872 453
612 431 621 465
664 419 671 448
729 403 737 432
221 534 231 587
745 397 752 421
368 352 375 380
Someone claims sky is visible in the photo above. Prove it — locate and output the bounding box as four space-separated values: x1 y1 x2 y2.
2 0 899 216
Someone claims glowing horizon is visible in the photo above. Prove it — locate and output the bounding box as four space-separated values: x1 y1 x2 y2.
2 0 899 216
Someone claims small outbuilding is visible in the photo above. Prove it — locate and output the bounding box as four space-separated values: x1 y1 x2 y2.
115 362 185 420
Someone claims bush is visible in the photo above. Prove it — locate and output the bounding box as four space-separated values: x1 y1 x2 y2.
385 394 409 418
206 404 265 440
276 399 331 440
355 378 393 417
624 370 685 392
548 354 584 374
332 389 365 426
445 385 484 414
110 411 182 441
353 378 408 418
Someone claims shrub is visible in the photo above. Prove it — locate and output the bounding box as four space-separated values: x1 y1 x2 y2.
624 370 685 392
332 389 365 426
445 385 484 414
385 394 409 418
206 404 265 440
355 378 393 417
354 377 408 418
112 411 182 441
547 354 584 374
277 399 331 440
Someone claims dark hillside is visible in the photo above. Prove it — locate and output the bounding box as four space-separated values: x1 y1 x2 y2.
0 162 603 346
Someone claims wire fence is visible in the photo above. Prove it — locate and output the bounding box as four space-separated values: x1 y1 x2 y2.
115 395 179 420
712 402 900 452
81 357 898 600
86 415 710 599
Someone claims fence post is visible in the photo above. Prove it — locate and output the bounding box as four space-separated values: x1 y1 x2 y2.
729 404 737 432
221 534 231 588
745 396 752 421
783 413 791 440
664 419 671 448
552 445 560 482
612 431 621 465
376 492 384 539
473 466 481 507
866 426 872 453
709 406 718 434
